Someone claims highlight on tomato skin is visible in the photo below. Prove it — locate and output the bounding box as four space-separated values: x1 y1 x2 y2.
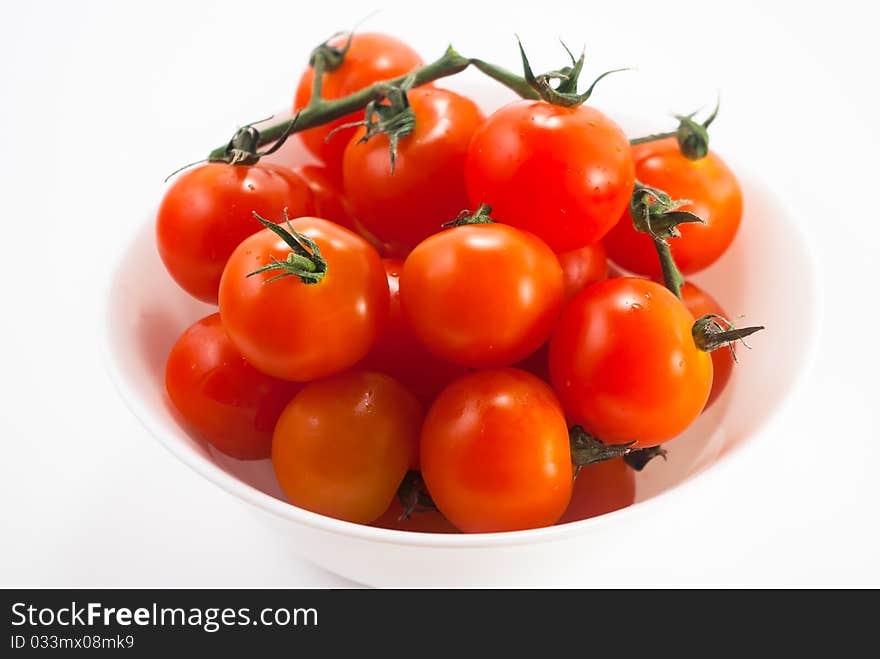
293 32 424 172
549 278 713 446
557 458 636 525
420 368 574 533
164 313 302 460
156 162 315 304
603 137 742 277
272 370 424 525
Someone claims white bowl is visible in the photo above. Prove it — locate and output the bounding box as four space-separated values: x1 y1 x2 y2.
103 138 817 587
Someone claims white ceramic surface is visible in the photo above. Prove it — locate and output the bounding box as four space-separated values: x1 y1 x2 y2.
103 125 816 586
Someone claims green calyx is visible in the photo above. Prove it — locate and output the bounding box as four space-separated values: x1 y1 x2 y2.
442 203 496 227
206 112 302 168
517 37 629 107
328 75 417 173
692 313 765 355
631 97 720 160
246 210 327 285
570 426 636 477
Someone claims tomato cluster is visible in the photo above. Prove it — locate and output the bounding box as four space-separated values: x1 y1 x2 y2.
156 30 759 534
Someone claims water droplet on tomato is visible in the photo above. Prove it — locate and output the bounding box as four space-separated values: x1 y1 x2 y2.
631 303 642 311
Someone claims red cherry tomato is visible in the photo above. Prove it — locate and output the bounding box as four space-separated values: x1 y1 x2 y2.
604 137 742 276
557 459 636 524
343 87 485 252
156 163 314 304
465 100 634 252
294 33 423 172
219 217 389 381
272 371 423 524
420 368 573 533
557 242 609 303
680 282 733 409
165 313 300 460
292 165 357 231
359 259 469 405
549 278 712 445
400 223 564 368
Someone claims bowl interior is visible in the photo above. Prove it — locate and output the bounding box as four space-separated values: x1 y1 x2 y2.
104 116 816 541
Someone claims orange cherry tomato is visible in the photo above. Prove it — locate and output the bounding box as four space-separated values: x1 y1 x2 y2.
400 223 564 368
294 33 423 171
272 371 423 524
343 87 485 252
557 241 609 303
557 458 636 524
420 368 573 532
549 278 712 445
219 217 388 381
604 137 742 276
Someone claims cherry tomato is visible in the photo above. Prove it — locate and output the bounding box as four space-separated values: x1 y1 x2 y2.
465 101 634 252
371 498 459 534
680 281 733 409
272 371 423 524
557 458 636 524
549 278 712 445
219 217 389 381
420 368 573 533
343 87 485 252
165 313 300 460
400 223 564 368
359 259 469 405
294 32 423 172
156 163 314 304
557 242 609 303
604 137 742 276
292 165 357 231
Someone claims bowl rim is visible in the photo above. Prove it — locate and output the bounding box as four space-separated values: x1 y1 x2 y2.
101 172 821 550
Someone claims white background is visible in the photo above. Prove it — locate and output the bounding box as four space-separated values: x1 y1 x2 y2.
2 0 878 587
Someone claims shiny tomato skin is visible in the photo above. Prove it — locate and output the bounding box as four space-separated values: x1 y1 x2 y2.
604 137 742 276
343 87 485 252
557 242 609 303
272 371 423 524
359 258 469 405
420 368 573 533
557 458 636 524
294 33 423 171
465 101 634 252
400 224 564 368
156 163 314 304
165 313 301 460
219 217 389 381
680 282 733 408
549 278 712 445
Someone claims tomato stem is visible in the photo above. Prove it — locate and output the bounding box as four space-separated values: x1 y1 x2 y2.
653 238 685 299
624 446 668 471
692 313 765 354
207 46 475 163
629 97 720 160
470 58 540 99
570 426 635 477
246 211 328 285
